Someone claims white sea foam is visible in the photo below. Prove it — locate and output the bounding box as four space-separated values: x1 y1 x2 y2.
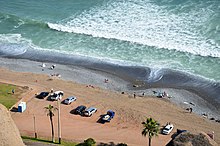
48 0 220 58
147 68 163 83
0 33 32 44
0 34 32 56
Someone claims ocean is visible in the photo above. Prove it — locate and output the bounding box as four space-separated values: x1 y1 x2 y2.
0 0 220 106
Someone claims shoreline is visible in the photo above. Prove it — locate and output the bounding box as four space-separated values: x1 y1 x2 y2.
7 48 220 105
0 57 219 120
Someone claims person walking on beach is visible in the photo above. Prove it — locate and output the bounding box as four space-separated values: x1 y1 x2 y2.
42 63 46 68
133 92 136 98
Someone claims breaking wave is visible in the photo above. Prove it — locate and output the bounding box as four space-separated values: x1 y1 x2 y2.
0 34 32 56
48 0 220 58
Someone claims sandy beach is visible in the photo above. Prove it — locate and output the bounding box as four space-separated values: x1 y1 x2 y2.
0 57 220 145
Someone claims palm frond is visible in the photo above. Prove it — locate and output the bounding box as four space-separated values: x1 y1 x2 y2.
141 117 160 144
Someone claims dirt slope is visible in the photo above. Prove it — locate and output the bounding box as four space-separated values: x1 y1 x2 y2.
0 104 24 146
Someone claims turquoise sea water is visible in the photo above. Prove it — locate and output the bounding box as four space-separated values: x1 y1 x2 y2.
0 0 220 82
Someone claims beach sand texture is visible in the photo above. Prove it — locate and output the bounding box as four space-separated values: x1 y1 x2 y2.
0 58 219 145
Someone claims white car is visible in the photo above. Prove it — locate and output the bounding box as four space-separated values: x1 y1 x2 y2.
84 107 97 117
50 91 64 101
63 96 77 105
162 124 174 135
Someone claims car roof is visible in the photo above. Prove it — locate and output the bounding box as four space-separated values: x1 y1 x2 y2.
77 105 86 108
86 107 97 111
67 96 76 99
165 124 173 128
107 110 114 113
54 91 63 94
41 92 49 94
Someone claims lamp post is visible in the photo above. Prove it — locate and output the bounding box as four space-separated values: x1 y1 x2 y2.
57 96 61 144
33 114 37 138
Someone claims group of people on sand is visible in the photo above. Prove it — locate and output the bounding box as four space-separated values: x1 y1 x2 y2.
41 63 56 70
86 78 110 88
86 85 95 88
50 73 61 78
41 63 61 78
133 92 145 98
153 90 169 98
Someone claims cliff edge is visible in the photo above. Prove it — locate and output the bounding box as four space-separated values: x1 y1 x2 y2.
0 104 24 146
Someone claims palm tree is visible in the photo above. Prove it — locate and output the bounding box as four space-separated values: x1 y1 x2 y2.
142 117 160 146
45 104 57 143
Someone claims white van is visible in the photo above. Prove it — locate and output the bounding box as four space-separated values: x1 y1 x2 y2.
50 91 64 101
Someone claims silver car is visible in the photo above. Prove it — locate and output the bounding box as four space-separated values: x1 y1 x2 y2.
64 96 77 105
84 107 97 117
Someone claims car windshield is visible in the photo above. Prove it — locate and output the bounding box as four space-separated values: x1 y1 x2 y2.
77 106 85 110
86 109 91 111
164 128 170 131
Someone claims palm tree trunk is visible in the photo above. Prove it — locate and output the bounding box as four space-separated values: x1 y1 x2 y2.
149 137 151 146
50 113 55 143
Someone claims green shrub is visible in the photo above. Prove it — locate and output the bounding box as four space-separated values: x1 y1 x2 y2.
78 138 95 146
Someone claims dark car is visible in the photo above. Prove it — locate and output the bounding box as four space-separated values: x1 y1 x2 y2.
36 92 49 99
74 105 86 115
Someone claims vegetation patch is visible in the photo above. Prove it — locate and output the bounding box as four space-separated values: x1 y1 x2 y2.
0 82 28 109
0 83 19 109
22 136 77 146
